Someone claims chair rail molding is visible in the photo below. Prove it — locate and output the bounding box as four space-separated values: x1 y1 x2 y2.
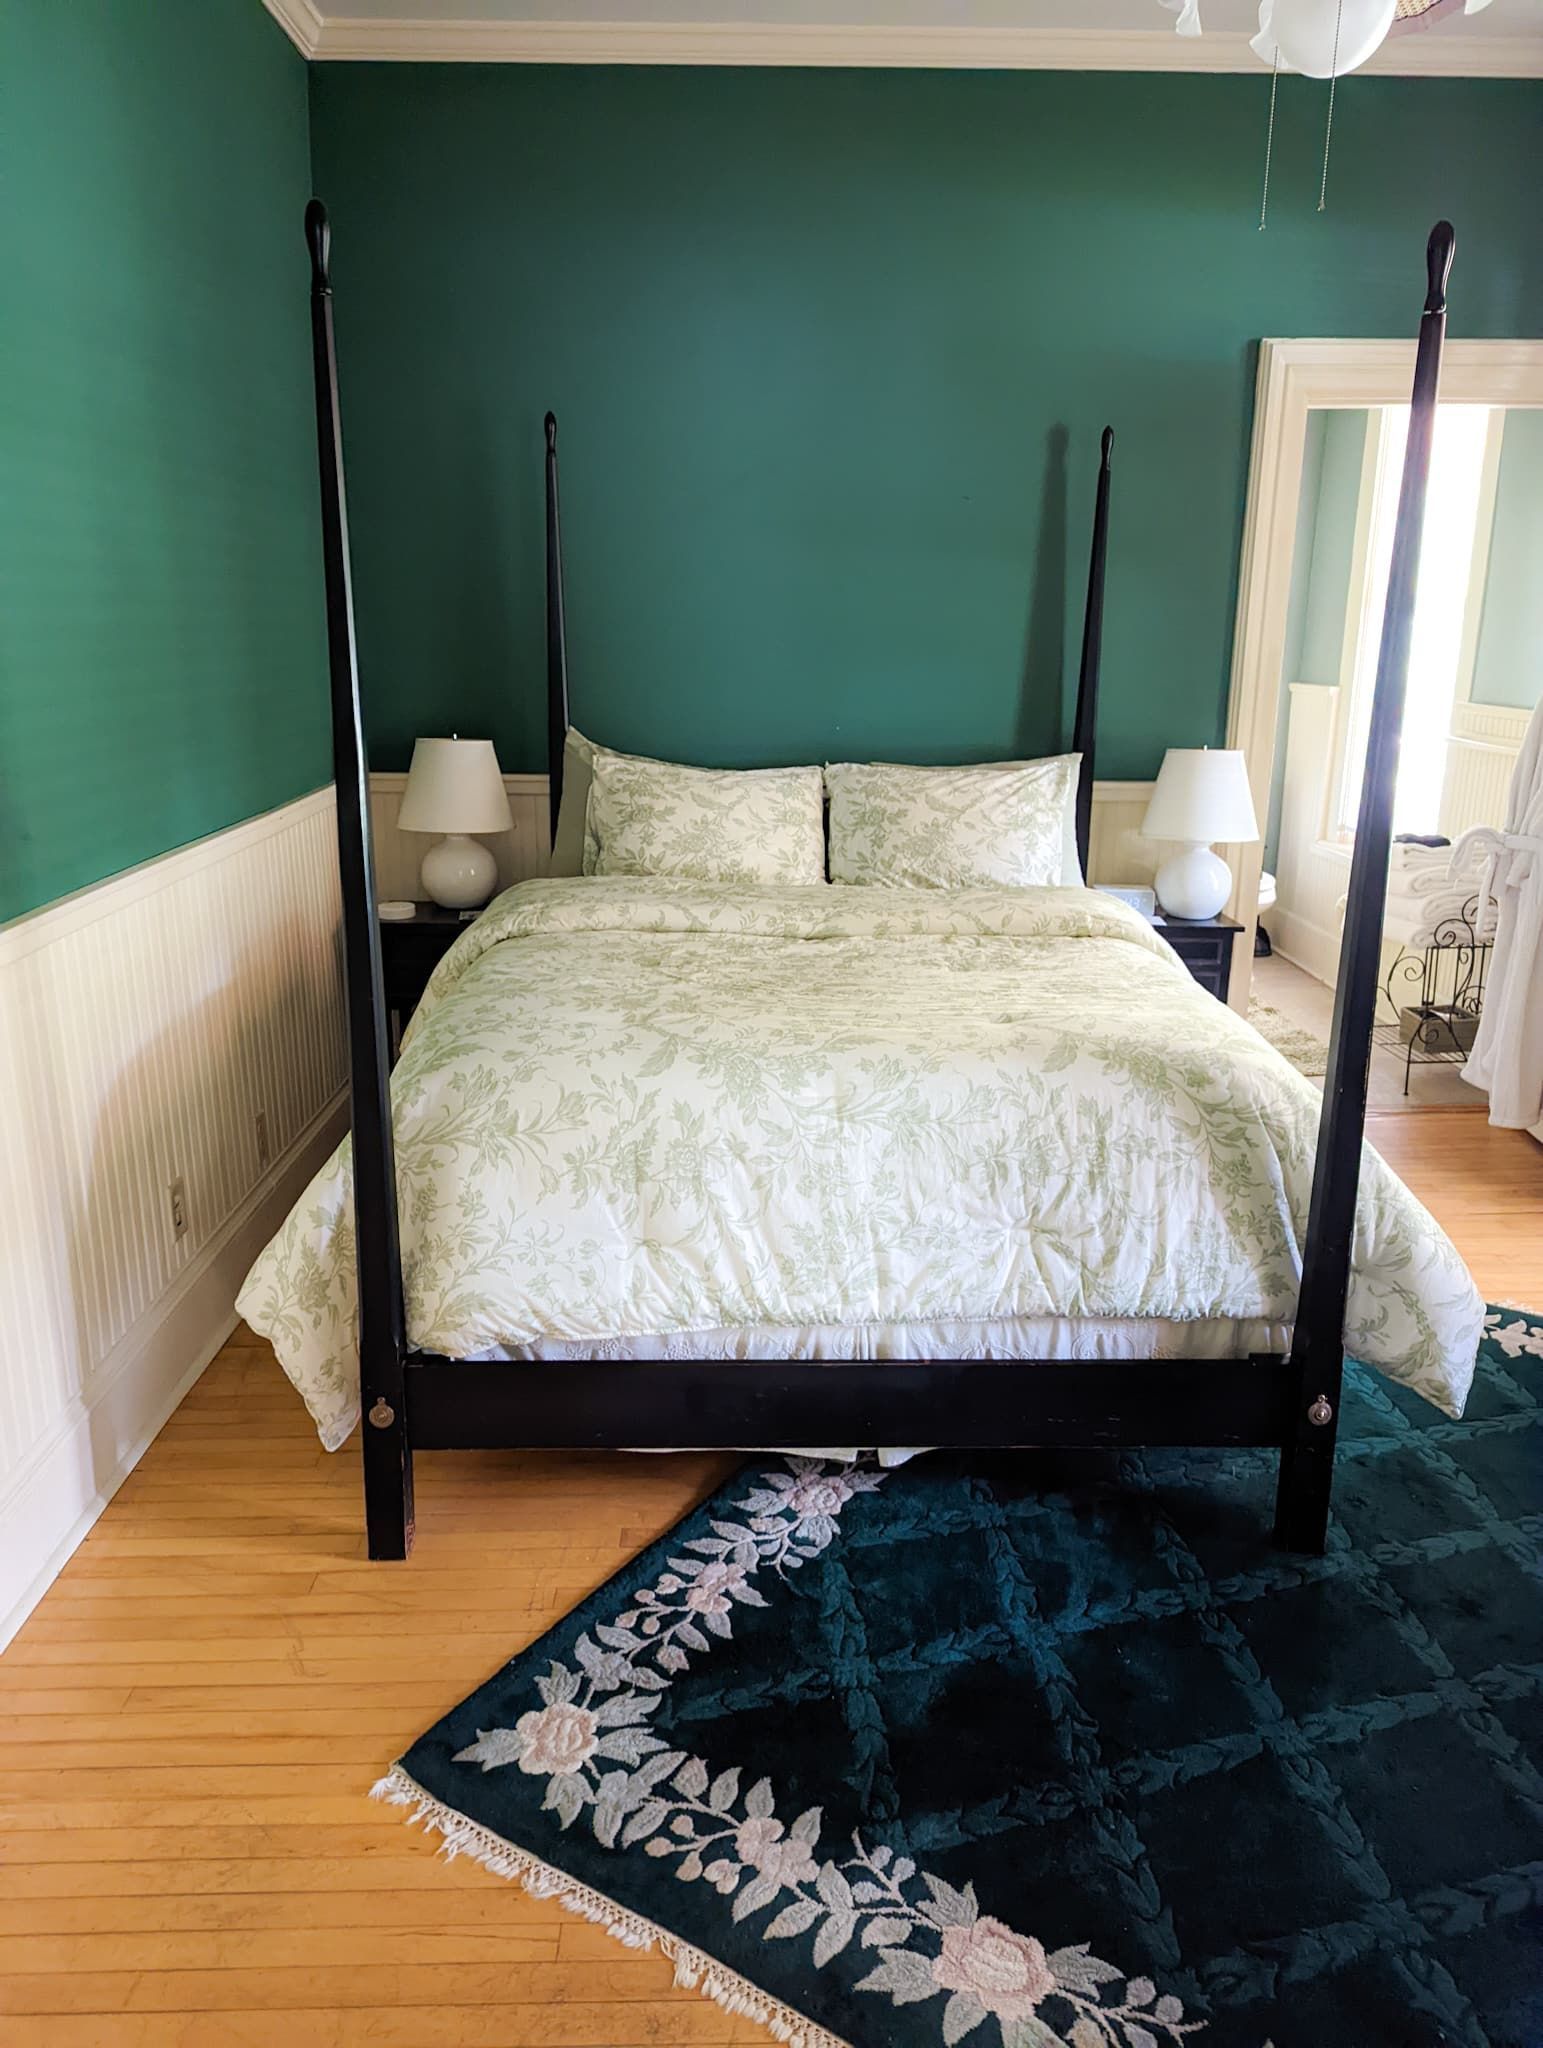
1223 338 1543 1007
260 8 1543 74
366 770 1157 901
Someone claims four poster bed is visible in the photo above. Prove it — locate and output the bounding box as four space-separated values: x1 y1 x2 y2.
239 210 1482 1562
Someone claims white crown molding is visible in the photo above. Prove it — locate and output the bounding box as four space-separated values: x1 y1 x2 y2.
301 17 1543 76
262 0 325 57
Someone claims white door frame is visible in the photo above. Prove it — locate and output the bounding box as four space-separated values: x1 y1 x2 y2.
1220 337 1543 1009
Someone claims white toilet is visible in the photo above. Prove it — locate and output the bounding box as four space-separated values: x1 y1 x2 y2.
1257 870 1278 955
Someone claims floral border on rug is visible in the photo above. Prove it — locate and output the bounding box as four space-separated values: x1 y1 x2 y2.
380 1461 1217 2048
1483 1307 1543 1361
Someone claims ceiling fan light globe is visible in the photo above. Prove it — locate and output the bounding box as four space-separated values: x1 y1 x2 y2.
1252 0 1398 76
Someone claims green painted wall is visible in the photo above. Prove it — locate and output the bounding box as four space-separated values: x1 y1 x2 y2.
1264 409 1326 871
1297 411 1370 688
308 67 1542 782
1 0 329 925
1280 412 1330 705
1472 408 1543 712
1262 407 1368 868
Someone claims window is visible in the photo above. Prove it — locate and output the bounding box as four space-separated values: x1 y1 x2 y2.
1334 404 1495 839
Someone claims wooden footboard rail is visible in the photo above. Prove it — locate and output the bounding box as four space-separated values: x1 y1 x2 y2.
302 199 1454 1560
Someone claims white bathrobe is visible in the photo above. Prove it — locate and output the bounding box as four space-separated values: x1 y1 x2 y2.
1456 695 1543 1138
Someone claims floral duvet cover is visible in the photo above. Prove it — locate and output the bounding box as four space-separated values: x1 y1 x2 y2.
237 878 1483 1448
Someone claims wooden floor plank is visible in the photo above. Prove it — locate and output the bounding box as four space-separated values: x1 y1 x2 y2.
3 2010 769 2048
2 1109 1536 2046
0 1962 754 2015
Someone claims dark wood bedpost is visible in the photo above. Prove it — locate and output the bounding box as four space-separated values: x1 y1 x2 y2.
1072 427 1113 877
1275 222 1456 1554
545 412 570 849
305 200 413 1560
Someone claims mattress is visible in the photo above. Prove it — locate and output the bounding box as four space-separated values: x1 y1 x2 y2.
238 876 1483 1449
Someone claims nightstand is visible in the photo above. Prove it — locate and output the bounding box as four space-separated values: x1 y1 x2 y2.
1152 912 1244 1003
379 903 473 1060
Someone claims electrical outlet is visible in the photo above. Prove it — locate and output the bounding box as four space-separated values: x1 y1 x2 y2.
255 1109 270 1169
169 1176 188 1242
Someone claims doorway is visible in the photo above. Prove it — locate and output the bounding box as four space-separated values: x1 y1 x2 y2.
1223 340 1543 1113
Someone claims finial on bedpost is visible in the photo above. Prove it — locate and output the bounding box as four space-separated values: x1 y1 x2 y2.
305 199 331 293
1425 220 1455 315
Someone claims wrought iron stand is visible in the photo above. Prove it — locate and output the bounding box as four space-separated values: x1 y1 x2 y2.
1374 895 1492 1095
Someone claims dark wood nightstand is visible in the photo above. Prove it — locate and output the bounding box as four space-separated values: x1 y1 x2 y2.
380 903 475 1060
1152 913 1244 1003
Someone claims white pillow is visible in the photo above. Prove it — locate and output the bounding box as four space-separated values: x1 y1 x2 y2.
582 742 826 887
824 755 1082 890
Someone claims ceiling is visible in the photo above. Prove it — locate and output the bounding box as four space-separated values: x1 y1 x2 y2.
264 0 1543 70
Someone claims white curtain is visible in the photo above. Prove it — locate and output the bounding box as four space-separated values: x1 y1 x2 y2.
1456 694 1543 1138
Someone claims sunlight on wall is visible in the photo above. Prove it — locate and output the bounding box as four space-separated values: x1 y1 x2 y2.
1341 405 1494 835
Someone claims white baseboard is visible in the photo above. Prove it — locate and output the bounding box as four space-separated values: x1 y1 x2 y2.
0 1092 347 1653
1270 907 1343 990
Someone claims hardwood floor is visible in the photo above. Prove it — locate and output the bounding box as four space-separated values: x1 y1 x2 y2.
1365 1109 1543 1307
3 1115 1539 2046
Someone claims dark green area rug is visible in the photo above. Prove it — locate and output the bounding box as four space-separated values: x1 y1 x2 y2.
375 1308 1543 2048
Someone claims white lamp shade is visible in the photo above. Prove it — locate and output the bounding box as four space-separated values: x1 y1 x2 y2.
1142 749 1260 845
396 738 513 836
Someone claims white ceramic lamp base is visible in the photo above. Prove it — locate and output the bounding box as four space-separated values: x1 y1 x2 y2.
420 833 497 910
1154 843 1233 921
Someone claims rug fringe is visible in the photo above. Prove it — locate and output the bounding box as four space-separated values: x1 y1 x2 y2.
370 1765 852 2048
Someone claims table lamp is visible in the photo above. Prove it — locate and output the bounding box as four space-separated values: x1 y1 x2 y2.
1142 748 1260 921
396 736 513 909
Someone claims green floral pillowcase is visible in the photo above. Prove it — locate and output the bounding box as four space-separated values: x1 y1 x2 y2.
824 756 1082 890
584 747 826 887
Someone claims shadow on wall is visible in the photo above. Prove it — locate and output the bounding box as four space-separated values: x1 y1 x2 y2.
1018 425 1067 762
0 769 26 919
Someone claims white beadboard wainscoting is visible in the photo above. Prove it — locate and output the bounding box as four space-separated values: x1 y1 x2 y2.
366 771 1161 899
0 789 348 1647
1443 699 1533 844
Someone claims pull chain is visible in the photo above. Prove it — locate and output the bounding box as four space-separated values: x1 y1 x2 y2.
1318 0 1345 212
1259 48 1280 231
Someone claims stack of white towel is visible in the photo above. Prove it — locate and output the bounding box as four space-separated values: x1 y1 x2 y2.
1383 839 1498 950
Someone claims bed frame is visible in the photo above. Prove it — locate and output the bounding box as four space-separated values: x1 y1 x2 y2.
303 201 1456 1562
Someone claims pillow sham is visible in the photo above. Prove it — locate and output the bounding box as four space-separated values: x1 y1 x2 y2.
583 743 826 887
547 727 601 879
824 754 1082 890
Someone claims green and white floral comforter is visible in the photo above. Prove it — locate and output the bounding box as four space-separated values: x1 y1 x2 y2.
238 878 1484 1448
